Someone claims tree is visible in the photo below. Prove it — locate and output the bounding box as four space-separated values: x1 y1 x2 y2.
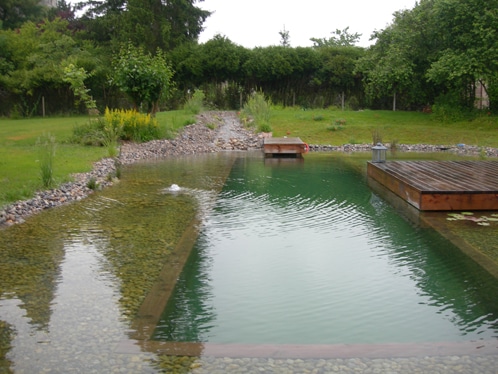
314 46 365 109
62 63 97 111
426 0 498 109
311 27 361 48
279 26 290 47
111 42 173 114
78 0 210 51
199 35 246 83
0 0 45 30
0 18 88 115
163 0 211 49
355 2 439 110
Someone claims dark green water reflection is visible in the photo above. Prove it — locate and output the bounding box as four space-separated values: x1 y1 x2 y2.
154 153 498 345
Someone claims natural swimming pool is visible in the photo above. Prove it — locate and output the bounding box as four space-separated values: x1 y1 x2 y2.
1 151 498 372
152 153 498 346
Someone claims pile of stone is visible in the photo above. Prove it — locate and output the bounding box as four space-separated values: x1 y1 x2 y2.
308 143 498 157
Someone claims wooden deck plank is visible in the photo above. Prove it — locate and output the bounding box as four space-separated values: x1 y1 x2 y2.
367 161 498 211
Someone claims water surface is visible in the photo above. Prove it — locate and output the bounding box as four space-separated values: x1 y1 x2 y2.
154 154 498 345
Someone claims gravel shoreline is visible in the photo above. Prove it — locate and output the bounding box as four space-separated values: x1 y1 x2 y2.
1 110 497 228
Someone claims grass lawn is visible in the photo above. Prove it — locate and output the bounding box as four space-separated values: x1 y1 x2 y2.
0 110 194 207
269 107 498 147
0 108 497 208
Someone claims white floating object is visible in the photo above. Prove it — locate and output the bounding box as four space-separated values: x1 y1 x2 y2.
169 184 181 192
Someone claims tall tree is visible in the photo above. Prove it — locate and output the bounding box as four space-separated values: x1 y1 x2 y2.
78 0 210 51
0 0 45 29
163 0 210 48
426 0 498 109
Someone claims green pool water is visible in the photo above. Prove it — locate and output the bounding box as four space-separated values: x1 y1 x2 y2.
153 153 498 345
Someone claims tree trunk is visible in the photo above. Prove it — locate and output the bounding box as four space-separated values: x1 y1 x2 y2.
392 90 396 111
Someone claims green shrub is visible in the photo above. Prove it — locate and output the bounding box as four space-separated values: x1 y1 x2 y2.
86 177 98 190
432 92 474 122
258 123 273 133
70 120 105 146
183 90 205 114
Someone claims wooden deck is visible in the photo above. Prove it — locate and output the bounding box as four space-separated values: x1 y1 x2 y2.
367 160 498 211
263 137 309 158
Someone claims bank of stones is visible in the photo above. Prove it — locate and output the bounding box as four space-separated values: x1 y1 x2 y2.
1 110 498 227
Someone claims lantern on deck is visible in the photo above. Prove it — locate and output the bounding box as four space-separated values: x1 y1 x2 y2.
372 143 387 163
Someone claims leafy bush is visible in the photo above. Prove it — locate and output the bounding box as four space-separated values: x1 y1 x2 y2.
432 92 473 122
70 120 105 146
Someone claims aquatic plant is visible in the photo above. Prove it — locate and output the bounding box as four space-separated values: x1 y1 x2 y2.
447 212 498 226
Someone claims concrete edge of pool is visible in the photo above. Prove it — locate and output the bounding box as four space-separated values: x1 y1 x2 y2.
115 339 498 359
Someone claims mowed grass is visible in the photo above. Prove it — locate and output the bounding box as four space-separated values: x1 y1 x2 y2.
269 107 498 147
0 110 194 207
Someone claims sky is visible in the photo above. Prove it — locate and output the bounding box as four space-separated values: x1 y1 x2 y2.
68 0 418 48
198 0 417 48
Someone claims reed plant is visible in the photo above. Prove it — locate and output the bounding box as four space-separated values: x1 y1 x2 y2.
36 133 56 188
183 90 205 115
242 91 272 132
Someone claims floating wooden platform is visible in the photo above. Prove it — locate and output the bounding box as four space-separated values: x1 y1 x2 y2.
367 160 498 211
263 137 309 158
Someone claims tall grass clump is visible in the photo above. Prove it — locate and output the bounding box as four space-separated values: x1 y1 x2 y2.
37 133 56 188
242 91 272 132
101 112 123 157
183 90 205 114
